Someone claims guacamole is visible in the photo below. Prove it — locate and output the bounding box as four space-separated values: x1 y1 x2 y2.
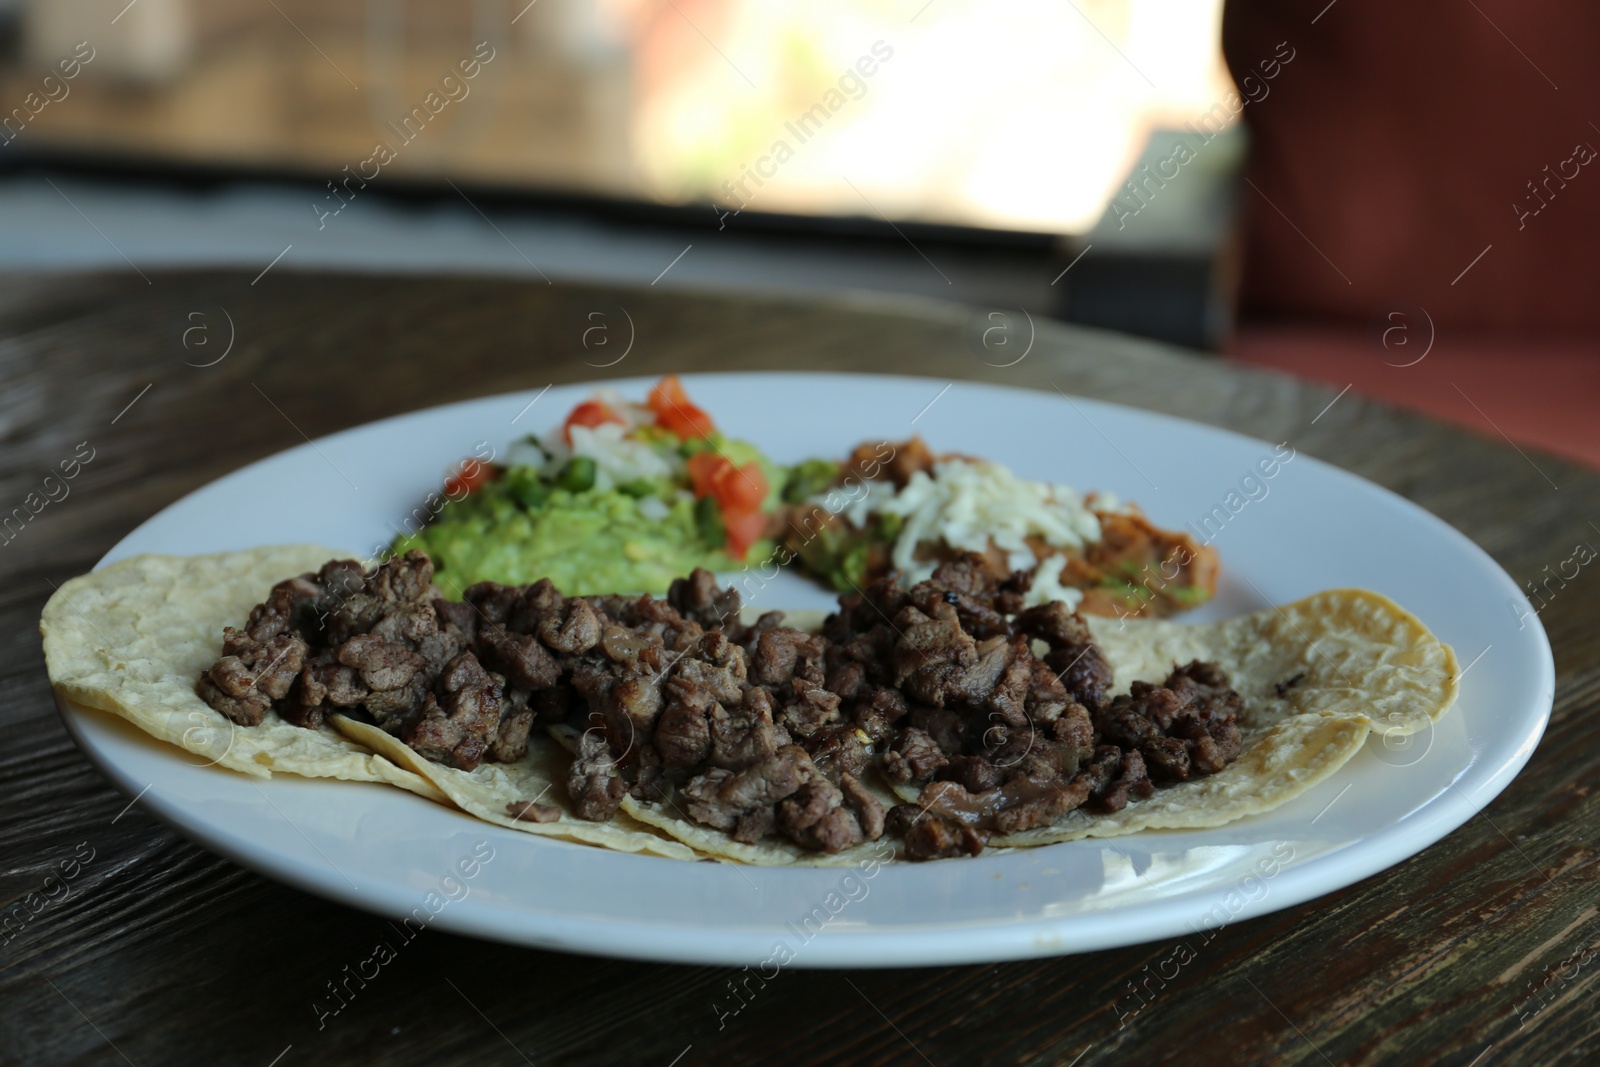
394 422 784 596
397 483 778 595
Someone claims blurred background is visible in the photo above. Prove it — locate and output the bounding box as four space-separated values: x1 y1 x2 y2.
1 0 1594 467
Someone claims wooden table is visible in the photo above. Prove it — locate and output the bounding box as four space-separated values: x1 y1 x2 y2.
3 271 1596 1066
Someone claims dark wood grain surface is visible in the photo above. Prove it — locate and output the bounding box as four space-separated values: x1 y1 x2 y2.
3 271 1597 1067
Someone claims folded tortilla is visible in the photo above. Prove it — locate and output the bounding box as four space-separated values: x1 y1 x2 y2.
41 547 447 801
566 592 1456 860
923 589 1457 848
43 547 1459 864
42 547 698 860
332 716 698 860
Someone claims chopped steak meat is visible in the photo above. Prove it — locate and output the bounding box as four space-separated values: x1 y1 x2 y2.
536 595 603 655
506 799 560 823
1095 660 1243 784
654 700 711 769
568 727 627 821
198 628 309 727
936 754 1002 794
750 627 827 688
886 804 986 861
777 777 867 853
682 746 811 842
197 551 513 766
338 633 425 693
706 694 782 769
491 704 534 764
860 554 1245 859
667 568 742 629
1093 746 1154 813
839 773 886 841
801 722 871 782
881 726 949 785
1015 600 1114 709
892 604 978 706
477 625 561 691
200 551 1248 860
407 651 502 770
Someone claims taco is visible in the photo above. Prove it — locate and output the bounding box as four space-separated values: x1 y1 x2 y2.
42 546 1457 865
41 547 698 860
41 545 444 798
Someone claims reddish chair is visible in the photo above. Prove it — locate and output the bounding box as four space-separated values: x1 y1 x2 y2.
1221 0 1600 469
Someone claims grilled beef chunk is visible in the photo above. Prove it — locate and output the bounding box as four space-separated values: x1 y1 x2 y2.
683 746 812 841
536 596 602 655
478 625 561 691
568 727 626 821
200 552 1246 859
1094 747 1154 813
198 629 309 727
826 660 866 702
706 692 782 769
506 799 560 823
892 604 978 707
491 702 535 764
881 726 949 785
802 723 871 782
668 568 742 629
840 773 886 840
937 754 1002 794
1015 600 1113 709
776 773 882 854
751 627 826 688
1165 660 1245 771
407 651 501 770
886 804 986 861
775 777 852 851
1095 661 1243 785
655 700 711 769
851 685 907 744
905 558 1010 640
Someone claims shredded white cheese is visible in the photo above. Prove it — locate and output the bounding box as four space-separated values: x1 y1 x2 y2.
1021 557 1085 610
818 458 1103 588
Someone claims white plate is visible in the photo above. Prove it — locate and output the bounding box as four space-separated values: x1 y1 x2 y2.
56 373 1554 968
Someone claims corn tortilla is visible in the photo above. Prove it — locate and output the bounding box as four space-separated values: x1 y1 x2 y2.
41 547 447 802
544 723 903 867
42 547 1458 864
892 588 1458 846
332 715 698 860
610 593 1454 858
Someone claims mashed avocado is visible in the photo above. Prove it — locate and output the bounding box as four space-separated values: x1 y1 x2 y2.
395 483 773 595
394 429 783 596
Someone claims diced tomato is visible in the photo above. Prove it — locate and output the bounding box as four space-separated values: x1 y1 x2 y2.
712 461 768 513
647 374 715 439
685 451 769 558
658 400 714 440
443 457 497 498
687 451 726 498
722 508 768 560
647 373 691 412
687 454 767 509
562 399 625 443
